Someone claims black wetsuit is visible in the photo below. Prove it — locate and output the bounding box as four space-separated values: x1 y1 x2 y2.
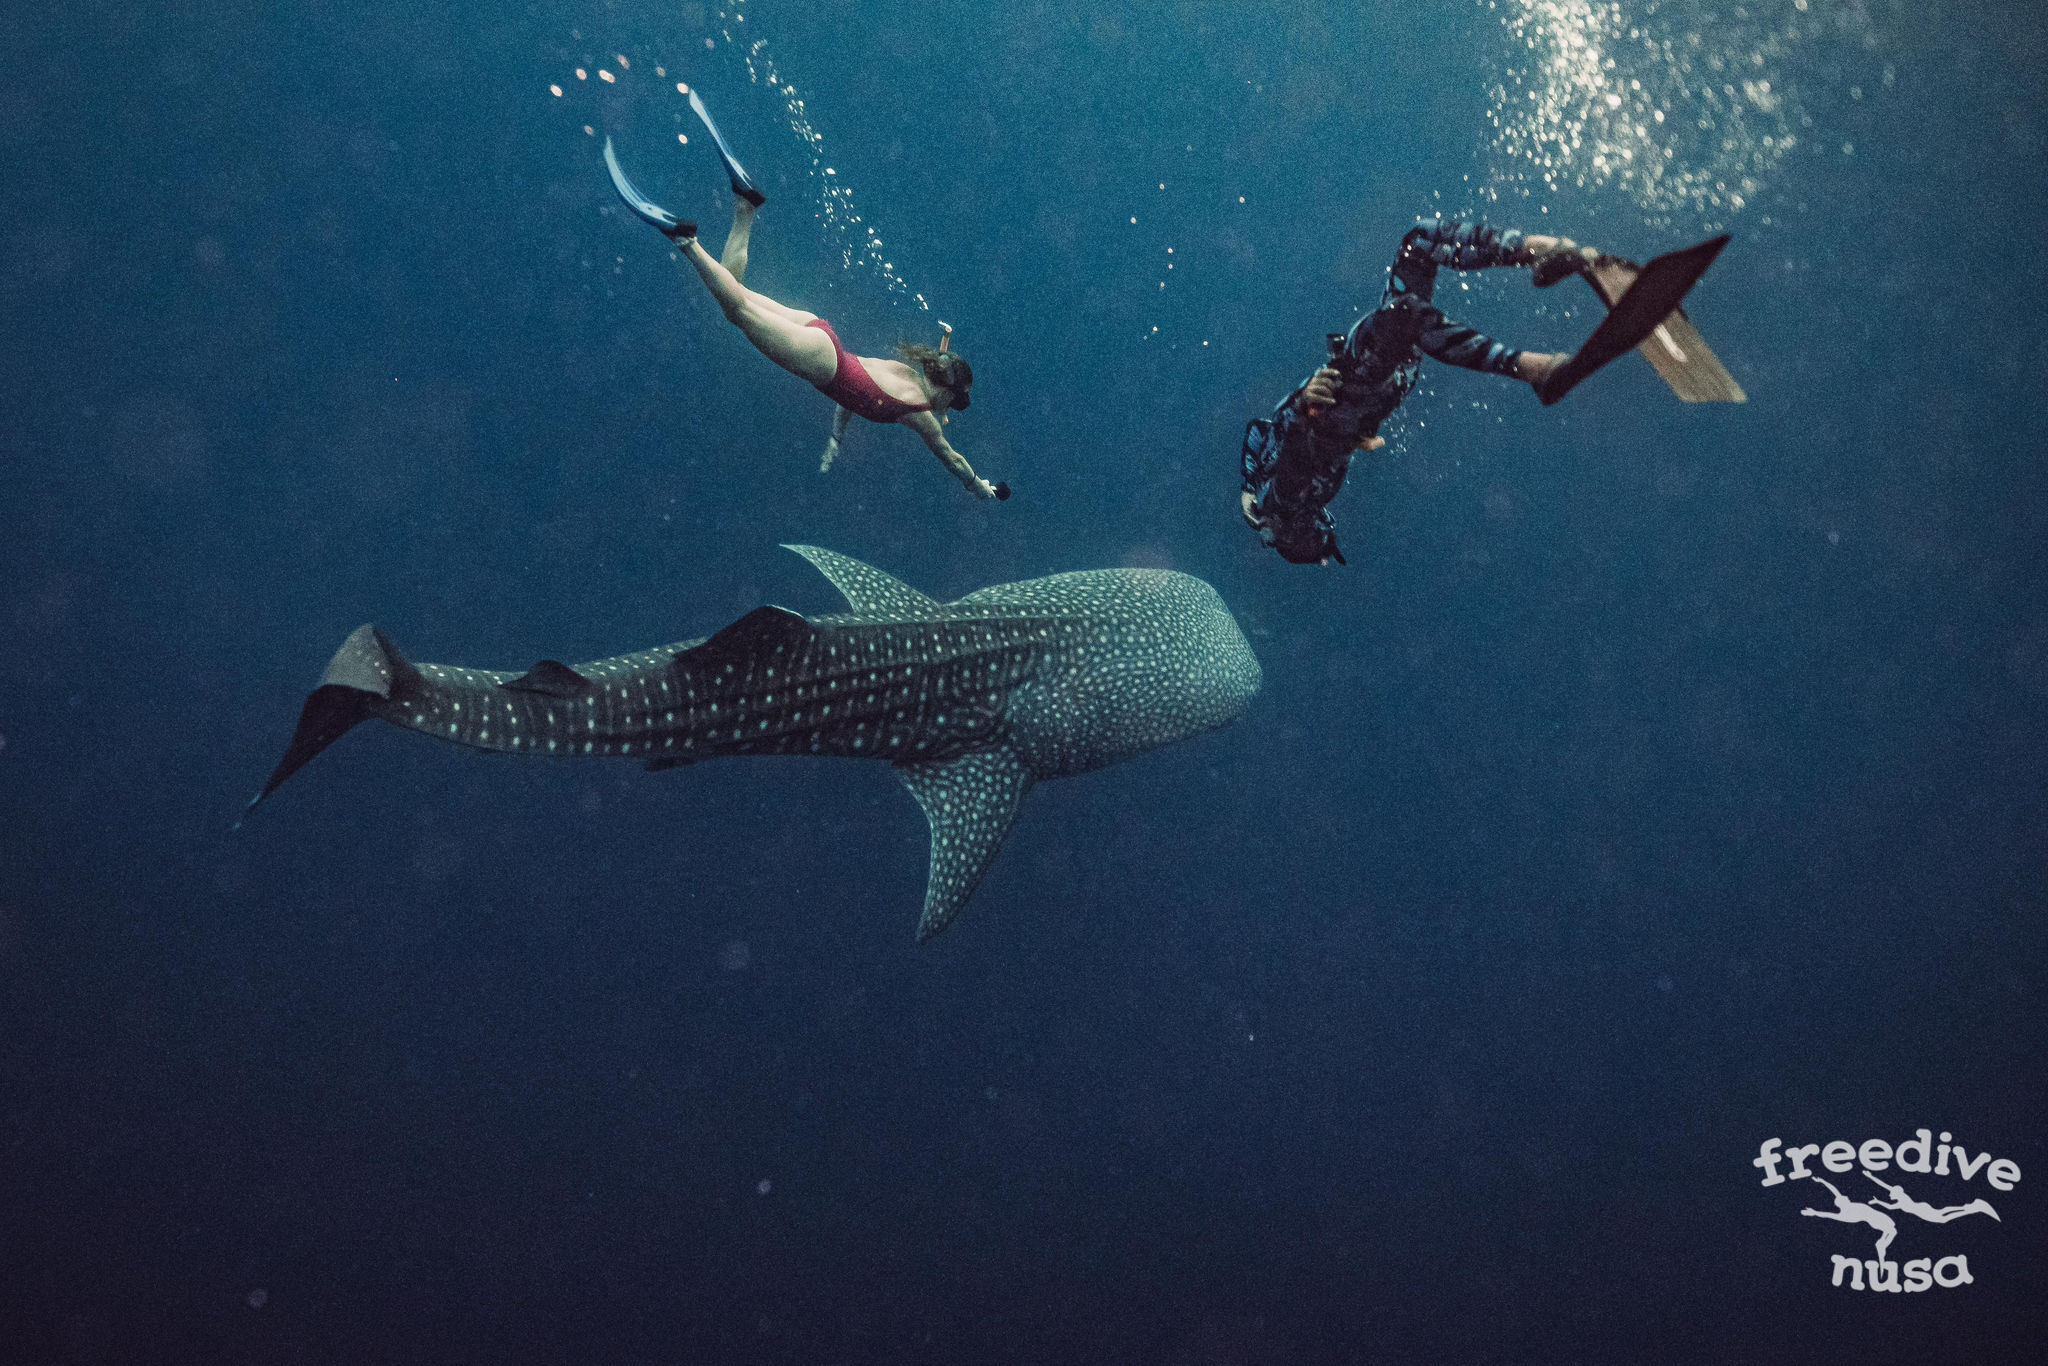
1242 218 1533 564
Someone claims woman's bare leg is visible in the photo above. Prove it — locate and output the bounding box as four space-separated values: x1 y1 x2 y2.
708 200 815 327
678 238 835 384
721 200 756 283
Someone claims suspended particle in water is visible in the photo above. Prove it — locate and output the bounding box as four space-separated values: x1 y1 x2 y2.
549 84 562 97
615 54 629 68
598 69 615 83
756 1178 772 1195
246 1289 268 1310
677 81 689 94
575 68 586 80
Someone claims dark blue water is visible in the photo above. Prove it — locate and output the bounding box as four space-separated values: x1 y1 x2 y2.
4 1 2044 1361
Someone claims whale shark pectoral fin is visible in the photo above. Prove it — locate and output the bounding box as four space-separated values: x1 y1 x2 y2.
894 748 1034 942
248 624 413 812
501 660 595 697
782 544 940 618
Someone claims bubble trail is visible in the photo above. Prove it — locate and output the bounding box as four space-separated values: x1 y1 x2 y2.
717 0 928 308
1476 0 1874 224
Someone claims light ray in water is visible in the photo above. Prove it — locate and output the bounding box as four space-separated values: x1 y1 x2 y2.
1479 0 1888 224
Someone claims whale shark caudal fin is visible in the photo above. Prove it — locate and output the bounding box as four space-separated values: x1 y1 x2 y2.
248 624 419 810
782 543 941 617
894 748 1034 941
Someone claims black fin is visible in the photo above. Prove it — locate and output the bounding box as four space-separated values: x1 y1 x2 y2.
501 659 595 697
1536 235 1729 406
1578 255 1746 403
248 624 412 811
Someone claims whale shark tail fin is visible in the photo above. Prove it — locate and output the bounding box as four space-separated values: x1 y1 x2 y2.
248 624 416 813
895 748 1034 941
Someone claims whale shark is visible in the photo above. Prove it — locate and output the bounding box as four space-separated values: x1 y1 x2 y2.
250 546 1262 939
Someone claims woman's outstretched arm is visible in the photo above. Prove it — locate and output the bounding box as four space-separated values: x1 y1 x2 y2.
903 410 998 498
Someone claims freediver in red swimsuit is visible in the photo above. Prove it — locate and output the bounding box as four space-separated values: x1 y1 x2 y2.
605 90 1007 500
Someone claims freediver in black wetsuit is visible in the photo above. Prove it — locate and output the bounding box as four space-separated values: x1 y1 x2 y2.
1240 218 1732 565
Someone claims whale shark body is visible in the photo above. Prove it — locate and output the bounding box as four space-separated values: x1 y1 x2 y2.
251 546 1262 939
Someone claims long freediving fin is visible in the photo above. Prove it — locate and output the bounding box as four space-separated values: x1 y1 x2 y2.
1578 254 1745 403
1534 234 1730 406
686 89 766 207
603 137 696 240
894 748 1034 941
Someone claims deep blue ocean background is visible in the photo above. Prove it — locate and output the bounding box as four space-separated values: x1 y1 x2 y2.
3 1 2045 1361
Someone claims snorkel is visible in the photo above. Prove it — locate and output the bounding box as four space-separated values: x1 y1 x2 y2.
932 321 972 418
921 323 966 419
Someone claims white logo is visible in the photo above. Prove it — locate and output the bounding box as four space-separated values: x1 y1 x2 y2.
1754 1131 2020 1292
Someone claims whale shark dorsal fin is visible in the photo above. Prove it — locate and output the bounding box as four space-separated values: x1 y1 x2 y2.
501 659 594 697
783 544 939 618
894 748 1034 941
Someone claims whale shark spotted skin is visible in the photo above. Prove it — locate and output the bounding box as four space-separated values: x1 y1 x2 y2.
251 546 1263 939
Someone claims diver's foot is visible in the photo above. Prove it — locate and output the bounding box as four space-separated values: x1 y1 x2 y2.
661 220 699 242
1532 243 1603 288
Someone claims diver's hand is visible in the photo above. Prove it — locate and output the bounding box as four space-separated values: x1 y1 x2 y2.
1356 434 1387 453
1240 491 1265 530
967 475 1002 500
1296 367 1343 419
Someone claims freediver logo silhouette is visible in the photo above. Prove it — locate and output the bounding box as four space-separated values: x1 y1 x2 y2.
1754 1130 2019 1292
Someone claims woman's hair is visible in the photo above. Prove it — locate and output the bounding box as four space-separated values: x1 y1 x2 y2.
898 342 973 410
